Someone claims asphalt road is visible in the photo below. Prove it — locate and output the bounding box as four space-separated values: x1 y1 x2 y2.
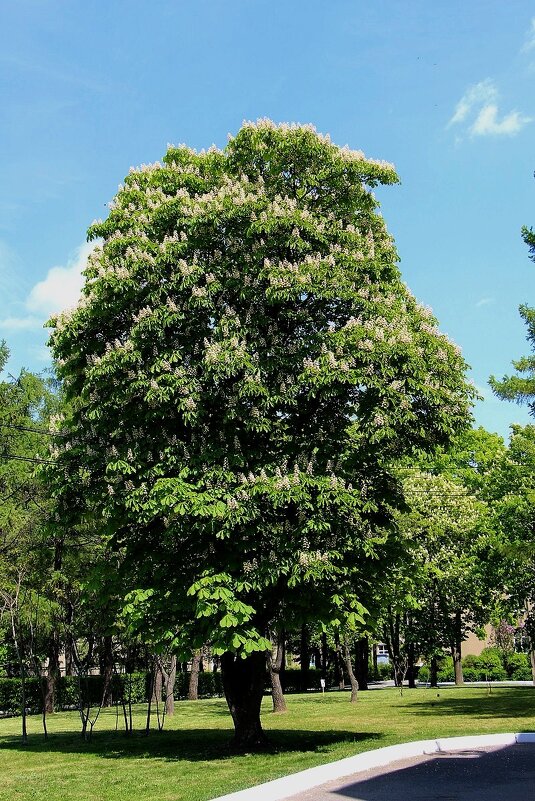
286 743 535 801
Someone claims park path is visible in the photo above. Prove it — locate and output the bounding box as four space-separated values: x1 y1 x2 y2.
284 743 535 801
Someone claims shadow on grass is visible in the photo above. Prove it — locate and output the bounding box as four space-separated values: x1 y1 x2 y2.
0 727 384 762
406 687 535 721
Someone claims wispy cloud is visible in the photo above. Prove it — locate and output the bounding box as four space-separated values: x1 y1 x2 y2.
521 17 535 52
470 105 531 136
448 79 531 138
448 79 497 126
475 297 495 308
0 315 43 332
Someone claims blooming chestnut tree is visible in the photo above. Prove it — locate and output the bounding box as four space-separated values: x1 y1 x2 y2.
48 121 473 747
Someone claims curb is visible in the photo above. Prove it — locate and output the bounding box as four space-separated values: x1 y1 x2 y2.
210 732 535 801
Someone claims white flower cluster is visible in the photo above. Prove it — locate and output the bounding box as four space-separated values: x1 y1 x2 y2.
133 306 152 323
298 550 329 566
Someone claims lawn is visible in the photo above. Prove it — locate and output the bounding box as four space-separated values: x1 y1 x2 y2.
0 686 534 801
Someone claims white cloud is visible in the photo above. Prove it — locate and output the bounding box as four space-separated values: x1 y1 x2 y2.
470 104 532 136
448 79 497 126
475 297 494 308
0 242 95 336
26 241 94 317
449 79 531 138
521 17 535 52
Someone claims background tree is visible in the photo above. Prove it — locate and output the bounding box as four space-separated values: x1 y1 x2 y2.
47 121 473 749
378 428 505 687
488 424 535 682
490 187 535 409
0 342 62 732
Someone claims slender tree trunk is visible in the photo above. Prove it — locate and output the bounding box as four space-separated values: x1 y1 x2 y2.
20 659 28 744
64 603 75 676
221 651 267 750
530 646 535 686
384 611 405 686
299 624 310 693
152 663 163 704
45 631 60 714
524 601 535 685
188 650 201 701
343 641 359 702
101 635 114 707
372 643 378 678
335 635 345 690
407 640 416 689
267 632 287 713
145 670 154 735
165 655 176 716
429 655 438 687
312 646 322 673
321 632 328 682
452 610 464 685
354 637 369 690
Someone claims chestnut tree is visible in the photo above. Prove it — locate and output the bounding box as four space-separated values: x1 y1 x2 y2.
47 121 473 748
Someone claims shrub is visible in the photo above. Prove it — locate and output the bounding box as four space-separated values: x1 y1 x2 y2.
506 652 532 681
0 677 43 715
375 662 393 681
476 648 507 680
461 654 479 669
417 665 429 683
437 656 455 682
462 667 479 682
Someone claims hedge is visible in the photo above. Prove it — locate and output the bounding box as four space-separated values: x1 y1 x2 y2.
0 673 151 716
1 663 380 716
0 670 230 716
417 649 532 684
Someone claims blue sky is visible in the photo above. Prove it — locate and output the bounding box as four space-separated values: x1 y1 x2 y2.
1 0 534 440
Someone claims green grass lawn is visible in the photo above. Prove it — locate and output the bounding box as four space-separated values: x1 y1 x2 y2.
1 686 534 801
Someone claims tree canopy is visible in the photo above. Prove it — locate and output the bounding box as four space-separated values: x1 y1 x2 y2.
46 121 473 746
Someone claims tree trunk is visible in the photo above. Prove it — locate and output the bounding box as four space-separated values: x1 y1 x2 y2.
45 631 60 714
530 646 535 686
145 670 154 735
372 643 378 678
429 655 438 687
64 640 74 676
267 632 287 713
384 610 405 686
343 641 359 702
299 624 310 693
321 632 328 682
524 601 535 685
407 640 416 689
221 651 267 750
188 650 201 701
354 637 368 690
152 663 163 704
101 635 114 707
165 655 176 716
452 611 464 685
335 635 345 690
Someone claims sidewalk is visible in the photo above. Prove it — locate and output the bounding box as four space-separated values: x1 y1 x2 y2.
286 742 535 801
211 734 535 801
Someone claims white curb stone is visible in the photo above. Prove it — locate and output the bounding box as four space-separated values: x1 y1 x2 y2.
210 732 535 801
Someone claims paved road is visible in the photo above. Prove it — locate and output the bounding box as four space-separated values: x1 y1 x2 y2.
286 744 535 801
